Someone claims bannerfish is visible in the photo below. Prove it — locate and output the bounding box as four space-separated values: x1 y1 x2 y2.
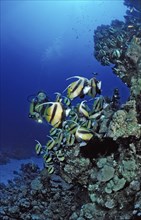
35 140 43 155
56 150 65 162
88 77 101 98
66 120 78 134
64 76 91 100
55 93 71 107
44 162 55 174
47 165 55 174
49 127 58 136
78 100 89 118
38 102 70 128
56 129 64 146
46 135 56 150
81 119 92 129
45 102 64 127
75 126 93 142
69 111 78 122
92 96 106 113
43 152 53 163
65 133 75 146
62 96 71 107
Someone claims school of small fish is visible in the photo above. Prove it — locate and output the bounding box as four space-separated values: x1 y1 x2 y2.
34 75 109 174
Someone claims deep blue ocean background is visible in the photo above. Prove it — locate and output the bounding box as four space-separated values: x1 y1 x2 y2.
0 0 129 158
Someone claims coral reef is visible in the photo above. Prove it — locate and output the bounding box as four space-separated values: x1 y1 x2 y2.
94 2 141 123
0 163 85 220
1 0 141 219
107 100 141 140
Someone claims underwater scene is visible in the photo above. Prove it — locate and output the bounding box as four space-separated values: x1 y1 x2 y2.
0 0 141 219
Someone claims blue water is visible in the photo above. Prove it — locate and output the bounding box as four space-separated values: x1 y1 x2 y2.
0 1 129 157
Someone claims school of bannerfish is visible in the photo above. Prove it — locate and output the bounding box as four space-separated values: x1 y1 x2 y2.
35 75 109 174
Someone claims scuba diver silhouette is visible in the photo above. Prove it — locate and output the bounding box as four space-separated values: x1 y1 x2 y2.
28 91 49 123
